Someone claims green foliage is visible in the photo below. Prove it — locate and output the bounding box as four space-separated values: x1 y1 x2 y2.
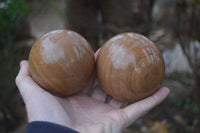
183 97 197 110
169 93 183 107
50 0 66 25
169 93 197 110
0 0 28 129
0 0 28 29
0 0 28 43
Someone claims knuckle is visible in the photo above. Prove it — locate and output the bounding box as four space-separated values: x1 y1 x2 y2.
15 75 22 87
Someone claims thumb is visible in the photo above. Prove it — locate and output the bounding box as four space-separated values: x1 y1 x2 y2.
15 60 47 102
122 87 170 128
15 60 31 90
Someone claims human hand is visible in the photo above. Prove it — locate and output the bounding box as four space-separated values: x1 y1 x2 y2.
15 54 169 133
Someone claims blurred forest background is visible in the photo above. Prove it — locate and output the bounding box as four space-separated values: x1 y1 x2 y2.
0 0 200 132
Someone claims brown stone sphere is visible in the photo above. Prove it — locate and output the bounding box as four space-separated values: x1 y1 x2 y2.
97 32 165 102
29 29 95 96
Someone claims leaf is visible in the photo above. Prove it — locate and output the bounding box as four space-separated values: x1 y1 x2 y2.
149 121 169 133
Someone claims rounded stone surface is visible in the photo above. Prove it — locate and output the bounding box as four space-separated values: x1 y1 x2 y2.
29 29 95 96
97 32 165 101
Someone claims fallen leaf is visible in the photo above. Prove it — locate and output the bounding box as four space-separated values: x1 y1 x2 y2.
149 121 169 133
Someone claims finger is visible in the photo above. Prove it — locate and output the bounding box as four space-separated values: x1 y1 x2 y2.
87 48 104 99
15 60 31 90
15 61 66 122
81 48 100 94
108 98 128 109
80 69 97 95
122 87 170 128
91 85 128 109
15 60 48 102
90 84 107 102
17 60 31 77
95 48 101 61
89 48 109 102
104 95 128 109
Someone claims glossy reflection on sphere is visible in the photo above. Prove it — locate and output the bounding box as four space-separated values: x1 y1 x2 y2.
97 33 165 101
29 29 95 96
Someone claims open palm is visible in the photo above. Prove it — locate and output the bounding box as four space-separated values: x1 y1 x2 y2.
16 60 169 133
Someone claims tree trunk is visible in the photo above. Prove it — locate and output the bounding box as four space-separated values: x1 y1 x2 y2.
100 0 154 42
66 0 100 51
176 0 200 103
66 0 154 50
194 75 200 104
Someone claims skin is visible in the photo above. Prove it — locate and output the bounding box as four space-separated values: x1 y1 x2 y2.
15 51 170 133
